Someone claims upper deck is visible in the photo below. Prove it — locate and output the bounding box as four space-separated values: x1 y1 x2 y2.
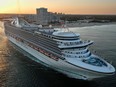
4 17 93 49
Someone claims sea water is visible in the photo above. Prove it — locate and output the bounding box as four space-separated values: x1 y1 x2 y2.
0 23 116 87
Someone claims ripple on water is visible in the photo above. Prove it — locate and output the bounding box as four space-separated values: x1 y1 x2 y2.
0 24 116 87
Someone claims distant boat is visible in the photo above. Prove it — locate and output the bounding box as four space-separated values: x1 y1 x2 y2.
4 17 115 80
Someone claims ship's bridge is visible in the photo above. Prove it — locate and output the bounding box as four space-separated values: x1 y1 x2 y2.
58 40 94 49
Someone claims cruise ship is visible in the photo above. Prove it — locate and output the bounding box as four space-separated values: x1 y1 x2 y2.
4 17 115 80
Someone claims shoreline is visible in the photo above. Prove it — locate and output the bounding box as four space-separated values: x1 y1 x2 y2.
53 22 116 28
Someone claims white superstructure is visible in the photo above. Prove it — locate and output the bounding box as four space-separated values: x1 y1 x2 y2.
4 17 115 80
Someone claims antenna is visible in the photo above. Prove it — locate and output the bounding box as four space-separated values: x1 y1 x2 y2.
60 21 78 37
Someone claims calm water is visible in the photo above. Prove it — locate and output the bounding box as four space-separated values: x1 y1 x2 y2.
0 24 116 87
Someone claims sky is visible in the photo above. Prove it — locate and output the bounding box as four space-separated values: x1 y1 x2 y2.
0 0 116 14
